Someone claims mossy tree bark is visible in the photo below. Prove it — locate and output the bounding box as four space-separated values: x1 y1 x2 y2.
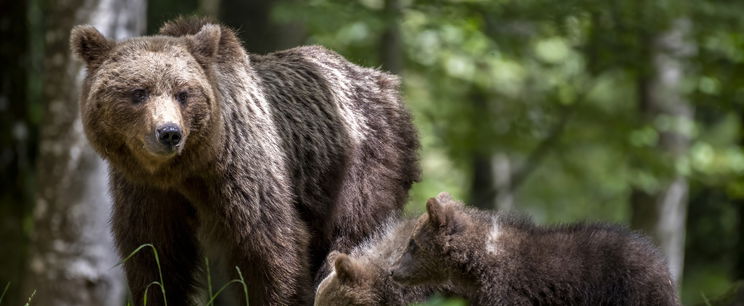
23 0 145 304
630 18 693 286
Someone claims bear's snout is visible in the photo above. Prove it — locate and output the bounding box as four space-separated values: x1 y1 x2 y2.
157 123 183 148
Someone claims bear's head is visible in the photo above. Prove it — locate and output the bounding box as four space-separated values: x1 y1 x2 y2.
315 251 389 306
391 192 474 285
70 24 223 183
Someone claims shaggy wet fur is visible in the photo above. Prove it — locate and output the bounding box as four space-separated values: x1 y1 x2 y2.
70 17 419 306
315 218 447 306
391 193 680 306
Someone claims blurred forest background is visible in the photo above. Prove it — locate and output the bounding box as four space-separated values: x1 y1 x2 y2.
2 0 744 305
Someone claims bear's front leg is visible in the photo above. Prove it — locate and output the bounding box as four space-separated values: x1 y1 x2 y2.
111 174 201 306
219 201 314 306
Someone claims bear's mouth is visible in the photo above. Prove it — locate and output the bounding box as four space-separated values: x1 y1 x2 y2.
137 131 185 160
142 124 188 156
126 137 182 174
142 139 182 157
146 144 180 156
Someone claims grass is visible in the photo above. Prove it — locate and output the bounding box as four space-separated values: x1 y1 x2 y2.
0 282 8 304
119 244 168 306
120 243 250 306
23 290 35 306
0 283 35 306
204 266 249 306
3 243 249 306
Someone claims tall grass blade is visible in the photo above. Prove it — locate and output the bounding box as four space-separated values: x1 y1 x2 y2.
119 243 168 306
205 279 243 306
205 257 213 305
23 290 35 306
235 267 249 306
0 282 9 304
205 266 250 306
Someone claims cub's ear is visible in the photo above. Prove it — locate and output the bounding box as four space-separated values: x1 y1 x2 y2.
435 192 457 205
334 253 363 283
426 195 459 231
70 25 114 69
326 250 341 266
187 24 221 67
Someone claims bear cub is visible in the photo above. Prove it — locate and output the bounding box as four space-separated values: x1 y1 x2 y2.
315 218 449 306
391 193 680 306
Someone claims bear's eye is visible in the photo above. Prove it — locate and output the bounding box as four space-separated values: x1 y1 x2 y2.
176 91 189 105
131 89 148 104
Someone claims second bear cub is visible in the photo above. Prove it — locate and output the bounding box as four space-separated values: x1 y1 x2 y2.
315 218 444 305
391 192 679 306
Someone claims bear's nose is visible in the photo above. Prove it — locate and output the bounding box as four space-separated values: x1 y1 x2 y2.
157 124 182 147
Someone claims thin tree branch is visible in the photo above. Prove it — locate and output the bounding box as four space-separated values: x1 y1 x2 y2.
499 81 597 198
508 102 576 193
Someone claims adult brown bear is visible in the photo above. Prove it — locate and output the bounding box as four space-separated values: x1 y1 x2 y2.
70 17 419 305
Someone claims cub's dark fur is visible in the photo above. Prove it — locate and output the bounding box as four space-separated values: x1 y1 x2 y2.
391 193 680 306
70 16 419 305
315 218 446 306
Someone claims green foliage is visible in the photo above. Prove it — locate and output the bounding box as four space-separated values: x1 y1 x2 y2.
276 0 744 304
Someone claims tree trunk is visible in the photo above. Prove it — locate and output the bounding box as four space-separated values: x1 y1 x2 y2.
470 153 496 210
736 198 744 280
630 18 693 286
379 0 402 74
492 154 514 211
23 0 146 304
220 0 306 54
735 112 744 281
469 153 514 211
0 0 33 304
465 81 515 212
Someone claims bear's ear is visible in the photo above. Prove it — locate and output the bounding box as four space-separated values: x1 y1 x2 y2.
334 253 363 283
187 24 221 67
70 25 114 69
426 195 458 230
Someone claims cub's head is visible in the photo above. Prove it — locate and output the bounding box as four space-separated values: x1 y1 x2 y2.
70 24 222 177
315 251 387 306
391 192 472 285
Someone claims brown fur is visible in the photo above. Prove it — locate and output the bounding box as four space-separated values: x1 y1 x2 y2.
391 193 680 306
70 17 419 306
314 218 446 306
